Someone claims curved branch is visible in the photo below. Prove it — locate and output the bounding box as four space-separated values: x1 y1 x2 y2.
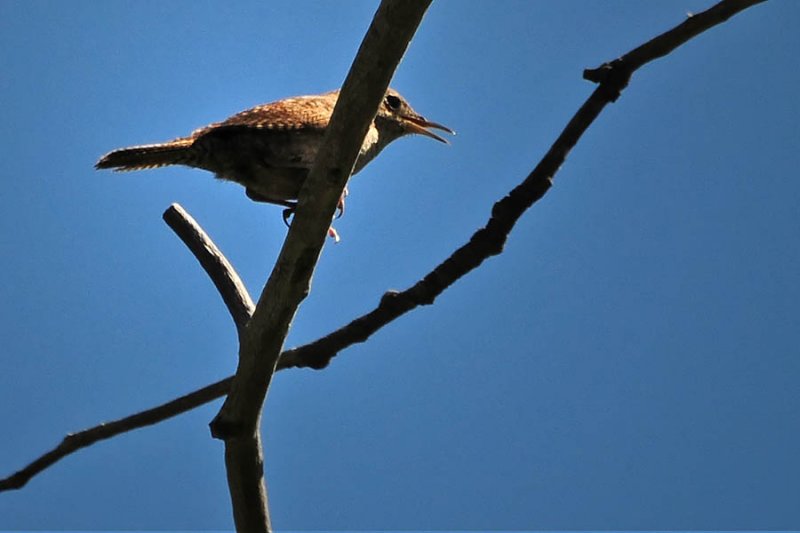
163 203 254 333
0 0 767 495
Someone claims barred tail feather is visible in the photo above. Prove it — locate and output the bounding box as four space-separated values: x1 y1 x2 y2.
95 139 194 171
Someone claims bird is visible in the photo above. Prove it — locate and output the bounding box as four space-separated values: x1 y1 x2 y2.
96 88 453 237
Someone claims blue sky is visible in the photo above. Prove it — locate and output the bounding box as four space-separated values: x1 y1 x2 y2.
1 0 798 530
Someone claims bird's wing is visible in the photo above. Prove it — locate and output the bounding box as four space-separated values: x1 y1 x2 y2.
186 93 338 172
190 92 336 138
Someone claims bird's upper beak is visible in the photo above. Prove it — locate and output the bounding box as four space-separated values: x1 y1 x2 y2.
401 114 455 144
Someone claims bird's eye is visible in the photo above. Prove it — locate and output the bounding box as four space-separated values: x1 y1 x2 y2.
385 95 402 110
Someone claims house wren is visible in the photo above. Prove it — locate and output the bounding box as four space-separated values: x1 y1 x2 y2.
96 89 453 224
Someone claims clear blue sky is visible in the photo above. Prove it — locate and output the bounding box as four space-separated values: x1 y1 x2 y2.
1 0 798 530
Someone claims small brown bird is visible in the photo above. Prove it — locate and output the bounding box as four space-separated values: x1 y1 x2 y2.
96 89 453 230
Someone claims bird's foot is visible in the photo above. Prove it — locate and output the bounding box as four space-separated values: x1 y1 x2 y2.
281 204 296 228
328 226 340 243
282 203 341 243
336 186 349 219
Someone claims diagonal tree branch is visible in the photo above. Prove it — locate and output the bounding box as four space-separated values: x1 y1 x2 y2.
0 0 767 496
277 0 769 371
212 2 433 531
209 0 433 440
0 377 230 492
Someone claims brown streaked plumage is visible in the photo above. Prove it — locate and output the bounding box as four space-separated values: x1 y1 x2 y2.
96 89 453 210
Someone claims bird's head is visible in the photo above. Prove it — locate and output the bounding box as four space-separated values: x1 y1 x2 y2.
375 88 455 144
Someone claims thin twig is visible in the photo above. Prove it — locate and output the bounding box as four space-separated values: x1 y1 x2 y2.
0 377 230 491
584 0 766 84
0 0 767 495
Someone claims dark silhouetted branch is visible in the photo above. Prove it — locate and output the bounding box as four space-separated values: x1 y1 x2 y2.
163 203 255 333
212 2 433 531
0 377 230 492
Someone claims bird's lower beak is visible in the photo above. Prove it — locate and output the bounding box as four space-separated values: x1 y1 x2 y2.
402 115 455 144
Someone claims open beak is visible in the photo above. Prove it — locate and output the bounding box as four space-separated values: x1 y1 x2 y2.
401 114 455 144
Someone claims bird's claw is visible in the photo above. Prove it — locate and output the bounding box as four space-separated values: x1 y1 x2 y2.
282 206 295 228
335 185 349 219
282 203 340 242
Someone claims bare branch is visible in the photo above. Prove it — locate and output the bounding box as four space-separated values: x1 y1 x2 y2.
212 1 433 530
585 0 767 85
0 377 230 492
279 0 769 371
0 204 253 492
0 0 767 496
163 203 254 333
210 0 434 439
